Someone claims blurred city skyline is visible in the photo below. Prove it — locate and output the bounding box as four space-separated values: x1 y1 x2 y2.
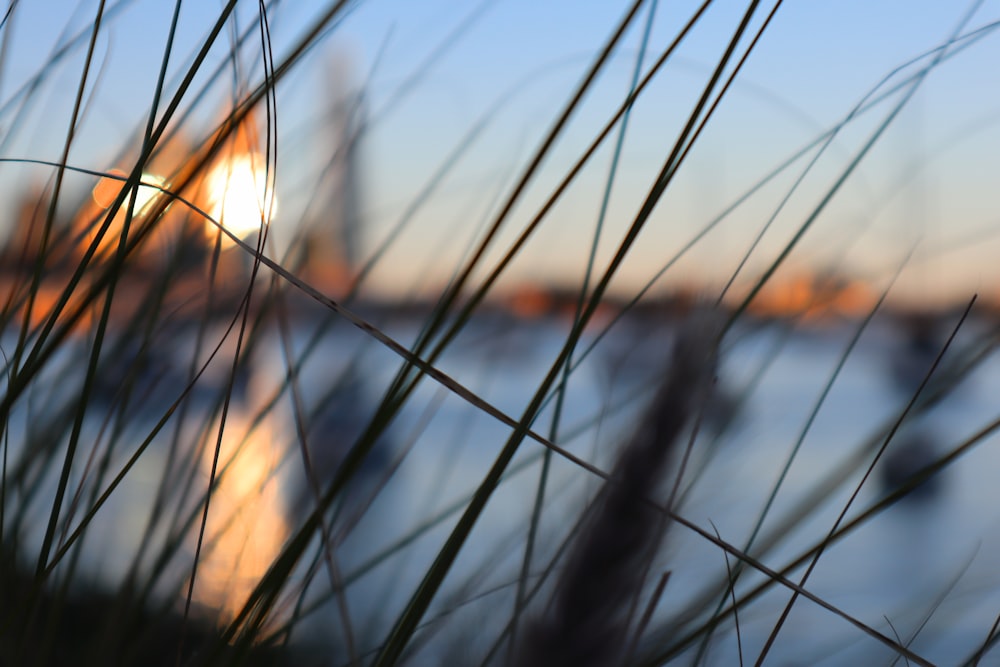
2 1 1000 310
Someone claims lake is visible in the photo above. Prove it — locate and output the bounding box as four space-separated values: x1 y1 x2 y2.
4 307 1000 665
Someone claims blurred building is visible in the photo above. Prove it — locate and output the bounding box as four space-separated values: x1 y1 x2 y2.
0 62 394 327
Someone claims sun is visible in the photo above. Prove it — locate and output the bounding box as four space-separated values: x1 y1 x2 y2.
206 154 277 240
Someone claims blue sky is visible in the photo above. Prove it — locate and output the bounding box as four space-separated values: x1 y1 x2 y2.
4 1 1000 305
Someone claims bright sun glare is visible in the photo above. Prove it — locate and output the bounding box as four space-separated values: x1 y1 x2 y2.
207 154 277 240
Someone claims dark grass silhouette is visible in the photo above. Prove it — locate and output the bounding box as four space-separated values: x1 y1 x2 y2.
2 2 1000 666
519 313 720 666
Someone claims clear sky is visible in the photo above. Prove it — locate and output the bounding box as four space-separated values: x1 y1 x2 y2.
4 0 1000 306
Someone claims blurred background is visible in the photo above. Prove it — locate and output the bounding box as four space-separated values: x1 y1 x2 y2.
4 1 1000 665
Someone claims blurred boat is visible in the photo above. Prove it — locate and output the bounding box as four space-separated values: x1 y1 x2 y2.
880 312 954 503
879 429 942 502
285 365 393 517
888 312 944 395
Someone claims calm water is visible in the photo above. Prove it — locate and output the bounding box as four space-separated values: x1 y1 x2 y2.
5 311 1000 664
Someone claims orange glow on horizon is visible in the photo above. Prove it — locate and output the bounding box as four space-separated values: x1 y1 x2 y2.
730 271 877 321
92 169 164 213
507 283 553 319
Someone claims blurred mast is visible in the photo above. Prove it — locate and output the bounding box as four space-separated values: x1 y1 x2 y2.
332 57 365 273
299 52 367 294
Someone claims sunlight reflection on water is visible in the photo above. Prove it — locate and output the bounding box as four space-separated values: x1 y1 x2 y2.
190 409 290 632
